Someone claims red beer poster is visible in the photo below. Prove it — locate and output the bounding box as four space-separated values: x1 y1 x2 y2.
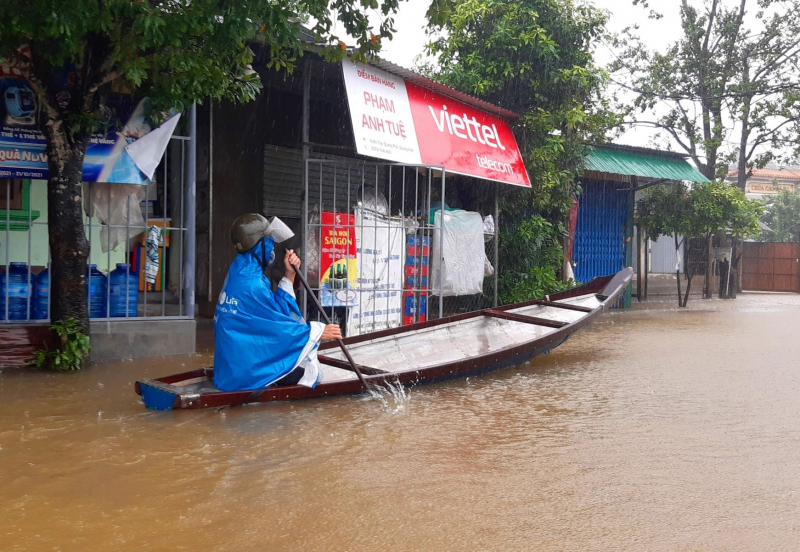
319 212 358 307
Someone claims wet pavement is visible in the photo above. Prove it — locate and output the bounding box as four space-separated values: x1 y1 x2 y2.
2 293 799 551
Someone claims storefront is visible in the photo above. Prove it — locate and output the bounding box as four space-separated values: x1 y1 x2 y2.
0 61 198 362
574 144 709 306
204 52 530 336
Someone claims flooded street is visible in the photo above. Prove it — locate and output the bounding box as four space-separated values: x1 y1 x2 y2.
2 293 800 551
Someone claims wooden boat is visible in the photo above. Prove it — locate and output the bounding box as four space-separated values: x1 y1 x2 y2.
135 267 632 410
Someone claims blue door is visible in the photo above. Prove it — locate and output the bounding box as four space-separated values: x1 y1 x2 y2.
573 179 628 283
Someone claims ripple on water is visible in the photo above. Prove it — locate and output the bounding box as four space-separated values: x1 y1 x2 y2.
2 296 800 552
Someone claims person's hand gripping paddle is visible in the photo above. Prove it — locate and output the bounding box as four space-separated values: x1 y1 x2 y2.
284 251 370 390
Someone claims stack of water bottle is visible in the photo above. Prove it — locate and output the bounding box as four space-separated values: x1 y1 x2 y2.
0 262 139 320
402 234 429 326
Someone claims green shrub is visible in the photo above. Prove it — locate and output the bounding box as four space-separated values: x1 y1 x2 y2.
29 318 91 372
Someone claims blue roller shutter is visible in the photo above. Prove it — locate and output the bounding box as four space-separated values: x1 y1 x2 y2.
573 180 627 283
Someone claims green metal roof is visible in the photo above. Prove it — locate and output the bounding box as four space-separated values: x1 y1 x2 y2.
585 146 710 182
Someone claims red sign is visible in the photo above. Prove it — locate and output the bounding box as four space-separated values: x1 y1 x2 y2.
319 212 357 289
405 82 530 187
342 61 531 188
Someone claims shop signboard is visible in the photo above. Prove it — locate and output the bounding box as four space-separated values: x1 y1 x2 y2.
0 63 176 184
318 211 359 308
342 61 531 188
748 182 795 194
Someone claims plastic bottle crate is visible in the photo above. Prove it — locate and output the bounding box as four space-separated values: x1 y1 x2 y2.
403 292 428 315
404 264 428 277
405 253 428 267
406 244 430 258
406 235 430 247
404 274 428 289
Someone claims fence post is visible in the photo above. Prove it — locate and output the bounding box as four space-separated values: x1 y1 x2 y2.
183 102 197 318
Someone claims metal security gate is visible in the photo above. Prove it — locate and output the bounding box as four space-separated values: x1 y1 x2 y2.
303 160 444 337
1 132 195 323
742 242 800 292
302 159 500 337
573 179 627 283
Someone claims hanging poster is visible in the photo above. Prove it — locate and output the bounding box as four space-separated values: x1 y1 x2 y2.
0 61 177 184
318 211 359 308
347 208 405 336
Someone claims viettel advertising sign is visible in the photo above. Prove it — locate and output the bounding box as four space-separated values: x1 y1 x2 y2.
341 61 531 188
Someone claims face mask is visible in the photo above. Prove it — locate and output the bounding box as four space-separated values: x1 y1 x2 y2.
252 236 276 274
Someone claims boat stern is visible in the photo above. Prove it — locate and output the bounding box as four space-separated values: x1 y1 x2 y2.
136 379 182 411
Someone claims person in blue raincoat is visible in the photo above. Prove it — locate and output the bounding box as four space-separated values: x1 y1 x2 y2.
213 213 342 391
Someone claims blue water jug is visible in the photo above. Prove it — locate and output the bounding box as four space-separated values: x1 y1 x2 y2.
87 264 108 318
0 262 34 320
109 263 138 317
32 268 49 320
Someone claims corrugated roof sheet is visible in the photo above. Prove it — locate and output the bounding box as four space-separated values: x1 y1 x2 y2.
585 146 709 182
297 28 520 120
371 59 520 120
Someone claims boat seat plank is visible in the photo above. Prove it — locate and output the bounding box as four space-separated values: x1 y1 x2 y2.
484 310 568 329
172 376 212 388
318 355 389 375
533 300 594 313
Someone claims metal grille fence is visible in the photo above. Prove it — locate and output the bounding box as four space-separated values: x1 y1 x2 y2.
302 159 499 337
0 134 192 323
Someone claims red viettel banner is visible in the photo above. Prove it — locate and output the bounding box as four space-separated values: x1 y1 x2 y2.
342 61 531 188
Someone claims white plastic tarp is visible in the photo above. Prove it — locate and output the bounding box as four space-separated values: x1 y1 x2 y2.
125 113 182 180
347 208 404 336
431 210 488 296
83 182 147 253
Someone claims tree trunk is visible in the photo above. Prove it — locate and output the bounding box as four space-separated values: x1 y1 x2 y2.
675 234 683 307
729 238 740 300
682 240 699 308
46 139 91 332
644 232 649 300
704 234 714 299
636 224 642 302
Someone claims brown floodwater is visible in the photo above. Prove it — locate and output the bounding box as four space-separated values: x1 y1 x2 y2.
2 293 800 552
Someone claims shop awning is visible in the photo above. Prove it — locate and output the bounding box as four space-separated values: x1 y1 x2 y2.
585 145 709 183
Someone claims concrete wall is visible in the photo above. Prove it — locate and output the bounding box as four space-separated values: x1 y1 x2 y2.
90 319 196 361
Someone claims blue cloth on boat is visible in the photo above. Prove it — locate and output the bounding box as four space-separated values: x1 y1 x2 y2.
213 239 317 391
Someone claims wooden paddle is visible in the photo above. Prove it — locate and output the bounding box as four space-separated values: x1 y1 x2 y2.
293 266 369 390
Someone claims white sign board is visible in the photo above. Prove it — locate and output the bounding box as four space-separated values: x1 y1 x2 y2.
341 61 422 165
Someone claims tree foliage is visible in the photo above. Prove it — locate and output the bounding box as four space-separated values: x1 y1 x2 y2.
425 0 618 301
758 189 800 242
497 215 574 304
0 0 402 343
0 0 403 147
612 0 800 184
636 181 762 306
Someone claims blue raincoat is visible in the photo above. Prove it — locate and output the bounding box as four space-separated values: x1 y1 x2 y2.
213 241 319 391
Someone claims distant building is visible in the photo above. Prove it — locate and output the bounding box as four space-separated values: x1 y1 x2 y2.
726 166 800 200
